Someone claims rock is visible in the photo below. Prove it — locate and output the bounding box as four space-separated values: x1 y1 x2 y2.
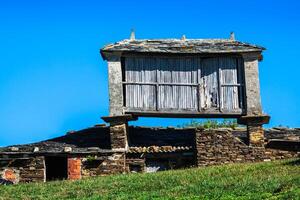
64 147 72 152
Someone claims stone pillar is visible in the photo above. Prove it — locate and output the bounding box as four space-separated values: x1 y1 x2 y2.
242 52 263 116
247 124 264 147
101 115 137 174
240 52 270 148
105 52 124 116
110 121 128 151
102 114 137 151
238 115 270 147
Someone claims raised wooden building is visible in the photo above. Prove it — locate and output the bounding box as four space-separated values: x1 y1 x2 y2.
101 33 265 119
101 33 270 148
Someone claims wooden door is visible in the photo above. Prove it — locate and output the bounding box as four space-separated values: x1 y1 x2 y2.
157 57 199 111
219 57 241 112
200 58 220 112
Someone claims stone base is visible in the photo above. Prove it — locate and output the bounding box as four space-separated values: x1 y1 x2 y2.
238 115 270 147
102 114 137 151
237 115 270 125
247 125 264 147
101 114 137 124
109 123 128 151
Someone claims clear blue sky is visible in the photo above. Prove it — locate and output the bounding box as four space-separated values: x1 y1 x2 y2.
1 0 300 147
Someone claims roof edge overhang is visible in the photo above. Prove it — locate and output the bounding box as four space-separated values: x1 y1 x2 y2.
100 49 264 61
100 38 266 61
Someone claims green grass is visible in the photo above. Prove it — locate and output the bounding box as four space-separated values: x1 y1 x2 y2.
178 119 239 129
1 159 299 200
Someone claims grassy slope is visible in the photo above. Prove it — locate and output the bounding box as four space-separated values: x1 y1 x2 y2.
0 159 299 200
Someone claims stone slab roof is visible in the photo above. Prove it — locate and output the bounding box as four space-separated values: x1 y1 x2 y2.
101 39 265 58
0 126 112 154
0 126 196 154
1 126 297 155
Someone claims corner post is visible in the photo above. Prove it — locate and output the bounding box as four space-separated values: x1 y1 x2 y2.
242 52 263 115
240 52 270 147
105 52 124 116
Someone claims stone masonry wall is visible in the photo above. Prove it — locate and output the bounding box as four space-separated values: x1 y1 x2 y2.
0 127 299 184
110 123 128 150
196 129 299 167
196 129 264 166
125 158 145 173
0 156 45 183
81 153 126 177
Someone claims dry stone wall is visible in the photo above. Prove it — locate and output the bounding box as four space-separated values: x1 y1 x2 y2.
81 153 126 177
110 124 127 150
0 156 45 183
196 128 299 167
196 129 264 166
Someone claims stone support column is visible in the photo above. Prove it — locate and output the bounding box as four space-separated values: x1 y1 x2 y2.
101 114 137 174
242 52 263 116
247 124 264 147
238 115 270 147
105 52 124 116
240 52 270 147
109 121 128 151
102 114 137 151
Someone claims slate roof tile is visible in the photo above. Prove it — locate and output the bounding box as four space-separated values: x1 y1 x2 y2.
101 39 265 58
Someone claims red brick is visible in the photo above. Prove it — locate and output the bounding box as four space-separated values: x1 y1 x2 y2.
3 169 16 182
68 158 81 180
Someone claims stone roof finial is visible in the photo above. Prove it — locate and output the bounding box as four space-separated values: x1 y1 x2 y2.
130 29 135 41
181 34 186 41
230 32 235 41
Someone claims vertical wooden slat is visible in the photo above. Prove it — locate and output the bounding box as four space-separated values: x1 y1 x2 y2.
237 57 244 110
124 55 242 114
201 58 219 110
217 58 222 112
219 57 239 111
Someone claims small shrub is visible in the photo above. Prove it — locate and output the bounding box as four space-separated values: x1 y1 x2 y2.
178 119 239 129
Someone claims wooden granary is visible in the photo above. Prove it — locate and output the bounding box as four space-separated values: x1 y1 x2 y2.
101 32 270 148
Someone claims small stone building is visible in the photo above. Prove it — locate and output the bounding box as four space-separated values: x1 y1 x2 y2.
0 126 196 183
0 126 299 183
1 33 299 184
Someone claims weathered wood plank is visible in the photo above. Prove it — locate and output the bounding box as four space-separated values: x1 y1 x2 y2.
124 55 243 114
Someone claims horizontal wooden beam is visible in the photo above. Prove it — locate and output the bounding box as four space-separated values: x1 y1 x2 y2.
123 82 199 87
220 84 243 87
124 82 243 87
125 110 244 118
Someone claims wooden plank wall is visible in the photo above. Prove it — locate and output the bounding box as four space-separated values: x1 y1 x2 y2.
157 57 199 111
123 56 244 114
